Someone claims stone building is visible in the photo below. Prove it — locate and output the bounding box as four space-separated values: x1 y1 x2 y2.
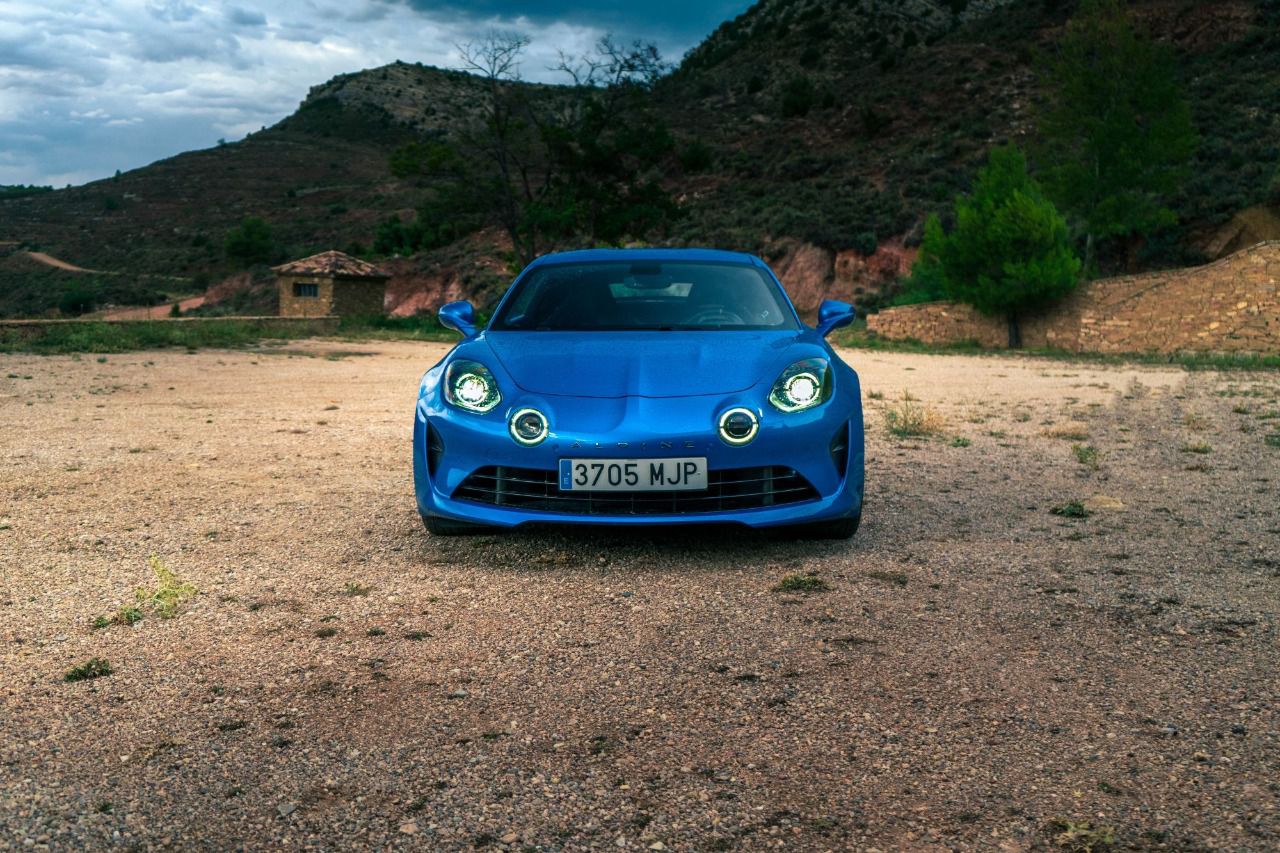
274 250 388 317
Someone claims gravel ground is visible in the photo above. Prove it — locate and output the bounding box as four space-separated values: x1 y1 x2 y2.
1 340 1278 851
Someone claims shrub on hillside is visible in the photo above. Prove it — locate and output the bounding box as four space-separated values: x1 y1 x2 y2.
224 217 274 268
779 76 816 118
679 140 716 173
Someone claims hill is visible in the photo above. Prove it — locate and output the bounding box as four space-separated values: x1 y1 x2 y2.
1 0 1277 317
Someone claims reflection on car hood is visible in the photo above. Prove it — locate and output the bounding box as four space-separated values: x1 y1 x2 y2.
486 331 799 398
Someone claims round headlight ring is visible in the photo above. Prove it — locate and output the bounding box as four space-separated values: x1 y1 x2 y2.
509 407 549 446
784 372 820 408
444 359 501 413
455 373 491 407
718 407 759 446
769 358 831 413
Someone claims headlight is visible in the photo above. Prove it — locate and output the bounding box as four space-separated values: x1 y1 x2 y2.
769 358 832 413
443 360 501 413
509 408 549 446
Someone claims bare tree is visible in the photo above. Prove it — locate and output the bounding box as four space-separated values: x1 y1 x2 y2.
448 32 678 266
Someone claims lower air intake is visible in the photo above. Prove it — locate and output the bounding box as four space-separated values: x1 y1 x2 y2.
453 465 819 516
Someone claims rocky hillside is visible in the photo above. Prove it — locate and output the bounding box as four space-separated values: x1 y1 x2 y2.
1 0 1277 317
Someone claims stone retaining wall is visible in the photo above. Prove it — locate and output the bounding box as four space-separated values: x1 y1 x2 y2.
866 241 1280 353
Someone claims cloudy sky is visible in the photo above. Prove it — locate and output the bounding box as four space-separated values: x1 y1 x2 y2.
0 0 750 187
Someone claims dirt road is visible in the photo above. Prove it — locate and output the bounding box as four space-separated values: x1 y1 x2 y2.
1 341 1277 850
23 251 102 274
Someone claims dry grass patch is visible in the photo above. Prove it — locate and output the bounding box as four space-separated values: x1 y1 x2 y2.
883 392 945 438
1042 422 1090 441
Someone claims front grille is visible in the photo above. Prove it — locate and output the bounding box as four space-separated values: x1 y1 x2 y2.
453 465 820 516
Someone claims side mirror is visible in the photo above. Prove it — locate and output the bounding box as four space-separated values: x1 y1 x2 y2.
816 299 856 337
438 300 478 339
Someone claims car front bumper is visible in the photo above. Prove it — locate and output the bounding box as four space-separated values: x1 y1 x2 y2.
413 391 864 529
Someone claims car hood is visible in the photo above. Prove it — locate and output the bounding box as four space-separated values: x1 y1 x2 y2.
485 331 802 398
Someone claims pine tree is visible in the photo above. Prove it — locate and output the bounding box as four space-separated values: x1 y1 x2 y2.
910 146 1081 347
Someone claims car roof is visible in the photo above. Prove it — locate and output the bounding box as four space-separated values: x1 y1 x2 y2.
524 248 764 269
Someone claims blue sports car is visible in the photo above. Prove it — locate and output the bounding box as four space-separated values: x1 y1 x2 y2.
413 248 864 538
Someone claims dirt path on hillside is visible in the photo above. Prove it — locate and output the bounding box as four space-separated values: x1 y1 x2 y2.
23 251 103 274
98 295 206 320
1 342 1277 850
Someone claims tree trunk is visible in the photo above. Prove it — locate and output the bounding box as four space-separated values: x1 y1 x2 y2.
1007 312 1022 349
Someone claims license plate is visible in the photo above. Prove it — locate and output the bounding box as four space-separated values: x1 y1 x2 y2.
559 457 708 492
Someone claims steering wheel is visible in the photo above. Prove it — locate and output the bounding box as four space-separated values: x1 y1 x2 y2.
687 307 745 326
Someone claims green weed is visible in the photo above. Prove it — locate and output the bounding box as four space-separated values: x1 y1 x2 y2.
135 555 196 618
773 573 830 593
1051 501 1090 518
1072 444 1101 467
65 657 113 682
1049 819 1115 852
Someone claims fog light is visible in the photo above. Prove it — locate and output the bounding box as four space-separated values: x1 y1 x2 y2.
718 407 758 446
509 408 548 446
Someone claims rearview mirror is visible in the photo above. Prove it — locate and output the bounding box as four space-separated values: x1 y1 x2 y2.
816 299 856 337
438 301 478 339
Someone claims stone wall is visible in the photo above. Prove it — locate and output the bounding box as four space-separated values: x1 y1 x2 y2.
866 241 1280 354
332 279 388 316
278 273 333 318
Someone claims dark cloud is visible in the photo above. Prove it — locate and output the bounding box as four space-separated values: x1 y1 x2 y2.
0 1 751 186
226 7 268 27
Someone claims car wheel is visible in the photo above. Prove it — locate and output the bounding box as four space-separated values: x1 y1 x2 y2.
791 514 861 540
420 514 487 536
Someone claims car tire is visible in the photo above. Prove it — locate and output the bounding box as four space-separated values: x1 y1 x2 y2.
792 514 861 540
420 514 487 536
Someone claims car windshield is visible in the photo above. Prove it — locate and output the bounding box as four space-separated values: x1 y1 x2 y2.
490 261 799 331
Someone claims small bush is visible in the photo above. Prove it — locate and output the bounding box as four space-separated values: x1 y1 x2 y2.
65 657 113 682
1072 444 1101 467
679 140 715 173
779 76 816 118
852 232 878 256
1049 819 1116 852
1265 434 1280 448
773 573 829 593
1180 442 1212 454
950 436 972 448
112 606 143 626
1051 501 1090 519
884 393 945 438
136 555 196 618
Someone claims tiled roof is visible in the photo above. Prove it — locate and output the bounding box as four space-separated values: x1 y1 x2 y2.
273 250 387 278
